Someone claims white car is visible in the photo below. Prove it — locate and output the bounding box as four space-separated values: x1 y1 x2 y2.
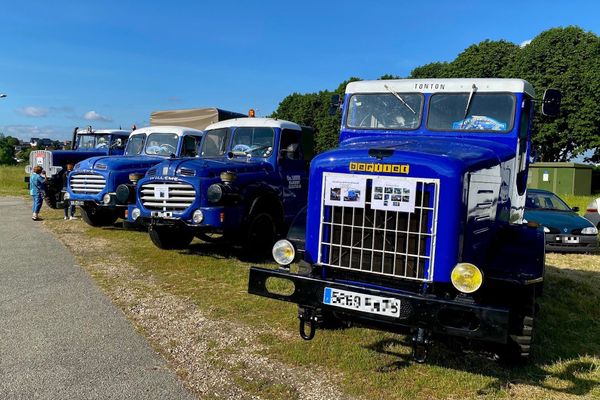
584 198 600 228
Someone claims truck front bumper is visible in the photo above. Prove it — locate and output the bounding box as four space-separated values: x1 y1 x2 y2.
248 267 510 344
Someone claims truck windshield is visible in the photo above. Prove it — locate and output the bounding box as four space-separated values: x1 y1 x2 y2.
125 134 146 155
144 133 179 156
427 93 515 132
77 134 110 149
230 127 275 157
201 128 229 157
346 93 423 130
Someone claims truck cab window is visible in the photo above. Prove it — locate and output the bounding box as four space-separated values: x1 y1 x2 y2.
125 134 146 155
427 93 515 132
279 129 302 160
231 127 274 157
182 135 199 157
77 135 96 149
201 128 229 157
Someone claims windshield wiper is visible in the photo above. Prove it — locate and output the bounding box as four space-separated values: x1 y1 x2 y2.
383 84 416 115
460 84 478 128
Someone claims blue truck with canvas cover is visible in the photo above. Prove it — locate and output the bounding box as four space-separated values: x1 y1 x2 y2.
65 108 245 227
24 127 130 209
247 78 562 363
126 117 314 252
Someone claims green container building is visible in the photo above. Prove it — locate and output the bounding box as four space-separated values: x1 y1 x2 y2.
527 162 593 195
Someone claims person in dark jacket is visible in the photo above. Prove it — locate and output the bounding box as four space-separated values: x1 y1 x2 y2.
62 163 76 220
30 165 46 221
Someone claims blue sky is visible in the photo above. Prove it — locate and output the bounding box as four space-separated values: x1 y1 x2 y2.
1 0 599 141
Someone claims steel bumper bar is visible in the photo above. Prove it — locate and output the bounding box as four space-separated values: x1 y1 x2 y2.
248 267 510 343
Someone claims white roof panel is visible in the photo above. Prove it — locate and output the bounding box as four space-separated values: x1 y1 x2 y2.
205 117 301 131
128 125 203 137
346 78 535 97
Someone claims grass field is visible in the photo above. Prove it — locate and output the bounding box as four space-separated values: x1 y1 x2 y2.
5 162 598 399
31 201 600 399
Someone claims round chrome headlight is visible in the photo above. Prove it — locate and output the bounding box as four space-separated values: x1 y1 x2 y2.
207 184 223 203
192 209 204 224
63 191 70 200
102 193 112 204
582 226 598 235
450 263 483 294
131 208 141 220
272 239 295 266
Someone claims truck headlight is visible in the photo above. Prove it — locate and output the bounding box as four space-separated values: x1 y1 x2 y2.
63 191 70 200
272 239 295 266
582 226 598 235
192 209 204 224
207 184 223 203
103 193 112 204
451 263 483 294
131 208 141 220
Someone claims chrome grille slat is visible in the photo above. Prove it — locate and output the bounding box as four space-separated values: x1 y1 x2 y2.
70 173 106 194
140 181 195 211
319 173 439 282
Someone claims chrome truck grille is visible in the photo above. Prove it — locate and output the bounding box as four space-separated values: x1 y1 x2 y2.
140 181 195 211
318 173 439 282
70 173 107 194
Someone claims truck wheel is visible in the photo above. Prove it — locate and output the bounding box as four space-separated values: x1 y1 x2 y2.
498 291 536 364
149 226 194 250
244 212 276 257
44 190 58 209
80 206 118 227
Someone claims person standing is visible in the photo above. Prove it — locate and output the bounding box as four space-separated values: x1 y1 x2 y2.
30 165 46 221
62 163 76 220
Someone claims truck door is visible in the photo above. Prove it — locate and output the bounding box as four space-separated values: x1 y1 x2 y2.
277 128 309 221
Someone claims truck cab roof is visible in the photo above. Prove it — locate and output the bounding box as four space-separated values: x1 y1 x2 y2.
75 128 130 136
128 125 204 137
346 78 535 97
205 117 302 131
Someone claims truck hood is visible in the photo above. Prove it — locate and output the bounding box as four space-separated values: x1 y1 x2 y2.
76 155 165 171
151 156 274 178
313 136 515 178
51 149 107 165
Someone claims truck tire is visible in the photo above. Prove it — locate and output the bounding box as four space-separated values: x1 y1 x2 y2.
80 206 118 227
244 211 277 258
149 225 194 250
44 189 58 209
498 290 536 364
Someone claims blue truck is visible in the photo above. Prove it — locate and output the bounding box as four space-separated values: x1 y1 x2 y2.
25 127 130 209
66 126 204 227
126 117 314 252
66 108 245 227
248 78 561 363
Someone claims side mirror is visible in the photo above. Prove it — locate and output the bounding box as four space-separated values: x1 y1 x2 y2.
572 206 580 213
115 138 123 147
541 89 561 117
329 94 342 116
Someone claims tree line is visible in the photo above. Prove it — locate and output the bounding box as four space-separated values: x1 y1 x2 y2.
272 26 600 162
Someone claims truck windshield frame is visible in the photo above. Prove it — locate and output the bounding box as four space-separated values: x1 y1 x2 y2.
345 93 424 130
144 132 180 156
427 92 516 133
125 134 146 156
77 134 111 149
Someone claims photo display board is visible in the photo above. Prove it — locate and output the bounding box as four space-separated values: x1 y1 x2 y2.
370 177 417 213
324 173 367 208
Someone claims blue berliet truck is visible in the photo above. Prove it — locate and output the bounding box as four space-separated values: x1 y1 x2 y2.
25 127 130 209
126 117 314 252
66 126 204 227
248 79 561 363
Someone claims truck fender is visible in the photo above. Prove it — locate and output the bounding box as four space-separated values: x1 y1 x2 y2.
247 192 284 231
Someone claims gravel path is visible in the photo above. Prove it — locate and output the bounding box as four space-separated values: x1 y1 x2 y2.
0 197 195 400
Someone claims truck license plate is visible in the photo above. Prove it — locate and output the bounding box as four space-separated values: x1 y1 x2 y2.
323 287 400 318
70 200 84 206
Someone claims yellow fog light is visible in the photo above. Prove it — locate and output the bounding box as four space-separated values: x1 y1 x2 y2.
451 263 483 294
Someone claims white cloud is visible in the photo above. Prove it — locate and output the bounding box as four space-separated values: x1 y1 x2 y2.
83 110 113 122
0 124 72 141
520 39 532 48
17 106 49 117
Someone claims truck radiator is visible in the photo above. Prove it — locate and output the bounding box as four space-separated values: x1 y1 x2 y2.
140 182 195 211
319 176 439 282
70 173 107 194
